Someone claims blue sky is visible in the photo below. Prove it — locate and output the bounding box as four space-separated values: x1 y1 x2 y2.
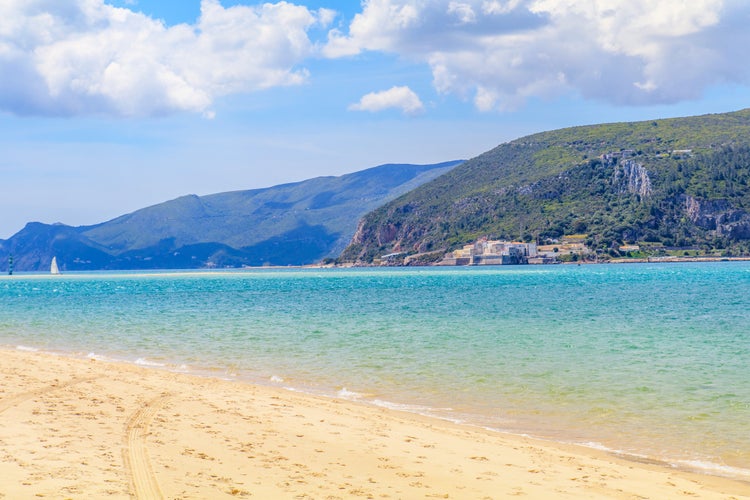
1 0 750 238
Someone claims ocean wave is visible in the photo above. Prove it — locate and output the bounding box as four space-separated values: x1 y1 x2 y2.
371 398 453 414
570 441 750 481
675 459 750 480
86 352 116 362
336 387 364 400
135 357 166 367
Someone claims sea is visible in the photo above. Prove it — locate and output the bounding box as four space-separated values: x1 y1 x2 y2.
1 262 749 480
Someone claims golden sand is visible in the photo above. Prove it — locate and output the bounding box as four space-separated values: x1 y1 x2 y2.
1 349 748 499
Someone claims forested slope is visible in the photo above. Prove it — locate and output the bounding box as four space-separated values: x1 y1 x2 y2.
341 109 750 263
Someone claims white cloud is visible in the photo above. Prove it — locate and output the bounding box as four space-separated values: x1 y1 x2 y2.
349 86 425 116
323 0 423 57
4 0 748 118
0 0 326 117
447 2 477 24
316 8 337 28
482 1 523 15
325 0 750 110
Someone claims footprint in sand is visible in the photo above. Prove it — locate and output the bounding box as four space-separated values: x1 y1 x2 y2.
0 376 99 413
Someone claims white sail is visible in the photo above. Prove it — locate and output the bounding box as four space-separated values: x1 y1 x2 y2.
50 256 60 275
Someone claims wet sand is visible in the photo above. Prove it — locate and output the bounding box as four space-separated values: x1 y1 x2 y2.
1 349 748 499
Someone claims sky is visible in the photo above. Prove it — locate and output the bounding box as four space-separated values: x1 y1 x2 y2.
1 0 750 238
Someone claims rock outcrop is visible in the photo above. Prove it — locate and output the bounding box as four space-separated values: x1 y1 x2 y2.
613 160 652 198
684 195 750 238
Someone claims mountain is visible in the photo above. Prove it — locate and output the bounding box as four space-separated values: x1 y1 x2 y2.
0 161 461 272
340 109 750 264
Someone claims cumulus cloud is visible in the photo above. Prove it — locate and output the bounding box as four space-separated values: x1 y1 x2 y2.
325 0 750 110
0 0 328 117
349 86 425 115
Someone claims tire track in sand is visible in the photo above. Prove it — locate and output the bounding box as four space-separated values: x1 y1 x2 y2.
123 393 172 500
0 376 99 413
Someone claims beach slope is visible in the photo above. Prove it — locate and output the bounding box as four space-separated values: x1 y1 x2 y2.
0 349 748 499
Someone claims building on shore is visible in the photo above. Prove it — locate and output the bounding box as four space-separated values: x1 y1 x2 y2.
536 242 588 258
438 239 538 266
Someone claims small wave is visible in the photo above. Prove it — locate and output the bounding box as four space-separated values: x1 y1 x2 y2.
566 442 750 480
16 345 39 352
337 387 363 400
578 441 612 452
563 441 661 465
135 357 166 367
371 399 468 425
675 460 750 480
270 375 284 383
371 399 452 414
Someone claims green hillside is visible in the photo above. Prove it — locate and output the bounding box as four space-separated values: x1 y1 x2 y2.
0 161 460 271
341 109 750 263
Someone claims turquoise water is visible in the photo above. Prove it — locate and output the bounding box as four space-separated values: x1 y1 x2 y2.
1 263 749 478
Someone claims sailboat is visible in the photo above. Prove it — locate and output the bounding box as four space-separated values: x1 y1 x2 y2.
50 256 61 275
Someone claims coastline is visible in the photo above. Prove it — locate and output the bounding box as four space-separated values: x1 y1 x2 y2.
1 349 748 499
3 253 750 275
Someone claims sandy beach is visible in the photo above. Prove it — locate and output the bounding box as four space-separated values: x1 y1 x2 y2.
0 349 748 499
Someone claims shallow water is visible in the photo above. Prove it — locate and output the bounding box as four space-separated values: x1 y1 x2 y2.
1 263 749 478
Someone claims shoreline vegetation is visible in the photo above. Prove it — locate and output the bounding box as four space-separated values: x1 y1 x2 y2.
1 349 748 498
